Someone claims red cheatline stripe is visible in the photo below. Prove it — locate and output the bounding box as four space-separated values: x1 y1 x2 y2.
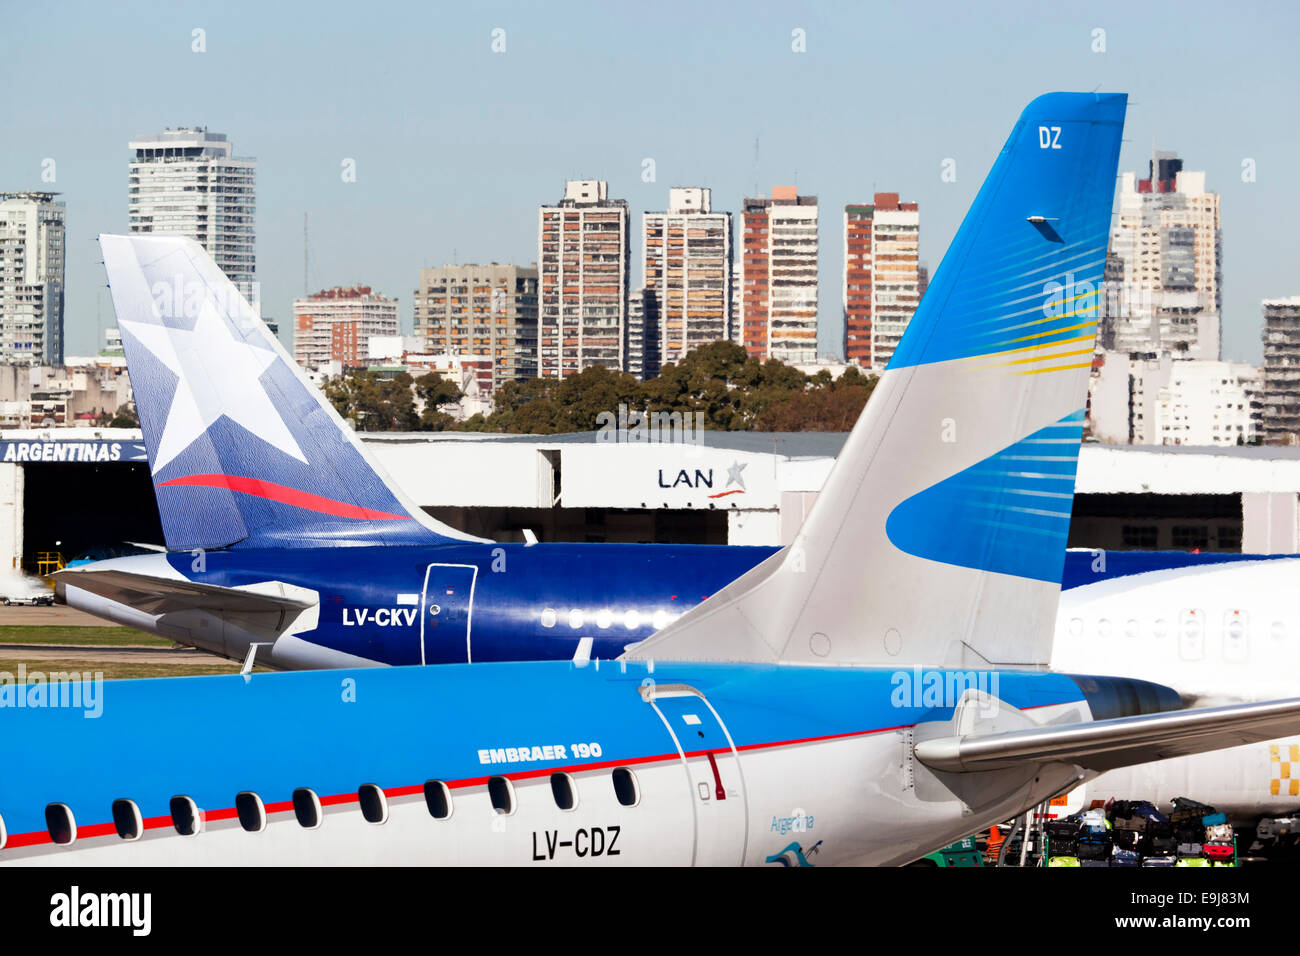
707 489 744 499
0 727 896 850
157 474 407 521
2 705 1086 851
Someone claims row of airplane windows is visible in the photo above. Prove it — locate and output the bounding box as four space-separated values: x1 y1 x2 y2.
1 768 642 850
1065 614 1282 641
539 608 681 631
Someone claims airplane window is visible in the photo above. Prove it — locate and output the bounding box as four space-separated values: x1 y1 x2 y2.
424 780 452 820
612 768 640 808
1153 619 1169 638
170 795 201 836
1068 618 1083 637
1097 619 1112 637
292 788 322 830
568 609 584 629
540 608 557 628
1125 619 1139 639
358 784 388 824
595 609 612 629
1272 621 1286 642
44 803 76 845
111 798 142 841
550 772 577 811
624 609 641 630
235 792 266 833
651 610 669 630
488 776 516 815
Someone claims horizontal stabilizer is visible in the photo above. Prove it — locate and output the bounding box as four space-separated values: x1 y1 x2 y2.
915 696 1300 773
53 567 314 617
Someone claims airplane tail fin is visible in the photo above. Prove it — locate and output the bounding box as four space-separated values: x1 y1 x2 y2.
99 234 486 551
625 92 1126 668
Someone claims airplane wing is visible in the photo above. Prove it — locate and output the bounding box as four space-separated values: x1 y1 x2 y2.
915 697 1300 774
53 568 315 617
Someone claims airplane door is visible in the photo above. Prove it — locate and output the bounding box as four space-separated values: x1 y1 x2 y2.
421 563 478 664
642 682 748 866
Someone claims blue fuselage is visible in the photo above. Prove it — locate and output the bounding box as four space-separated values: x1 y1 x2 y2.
172 542 778 665
152 545 1273 668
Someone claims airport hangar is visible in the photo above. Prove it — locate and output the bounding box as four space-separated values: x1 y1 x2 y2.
2 429 1300 571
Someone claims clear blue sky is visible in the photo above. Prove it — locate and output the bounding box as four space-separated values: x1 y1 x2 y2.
3 0 1296 362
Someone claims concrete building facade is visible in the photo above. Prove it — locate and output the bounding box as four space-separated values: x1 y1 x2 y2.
0 192 65 366
0 359 131 429
1260 297 1300 445
642 187 732 370
842 193 921 370
1089 351 1259 446
293 286 398 371
623 286 657 381
537 180 629 379
128 129 256 295
413 263 538 390
1104 154 1221 359
740 187 818 363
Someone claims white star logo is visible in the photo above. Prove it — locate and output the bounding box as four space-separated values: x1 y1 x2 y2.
119 299 307 472
726 460 748 491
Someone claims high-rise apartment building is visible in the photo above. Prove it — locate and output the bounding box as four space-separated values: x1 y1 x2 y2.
537 180 629 378
293 286 398 371
728 260 743 346
413 263 539 389
642 187 732 368
1104 153 1221 359
0 191 65 365
128 128 256 295
1260 297 1300 445
739 187 818 364
624 287 659 381
842 193 921 370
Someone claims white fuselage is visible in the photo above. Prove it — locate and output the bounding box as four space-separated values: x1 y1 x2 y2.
1051 558 1300 818
4 699 1089 867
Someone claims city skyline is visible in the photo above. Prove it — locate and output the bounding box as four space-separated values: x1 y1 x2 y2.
1 1 1296 363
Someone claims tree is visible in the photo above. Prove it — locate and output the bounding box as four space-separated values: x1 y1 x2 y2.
463 365 644 434
107 404 138 429
756 366 878 431
644 340 808 430
415 371 464 430
324 369 419 431
437 342 876 435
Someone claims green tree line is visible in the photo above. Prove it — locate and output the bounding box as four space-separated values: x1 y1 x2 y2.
324 341 878 434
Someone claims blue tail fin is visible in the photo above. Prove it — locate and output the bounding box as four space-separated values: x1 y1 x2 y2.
626 92 1126 668
99 234 486 550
